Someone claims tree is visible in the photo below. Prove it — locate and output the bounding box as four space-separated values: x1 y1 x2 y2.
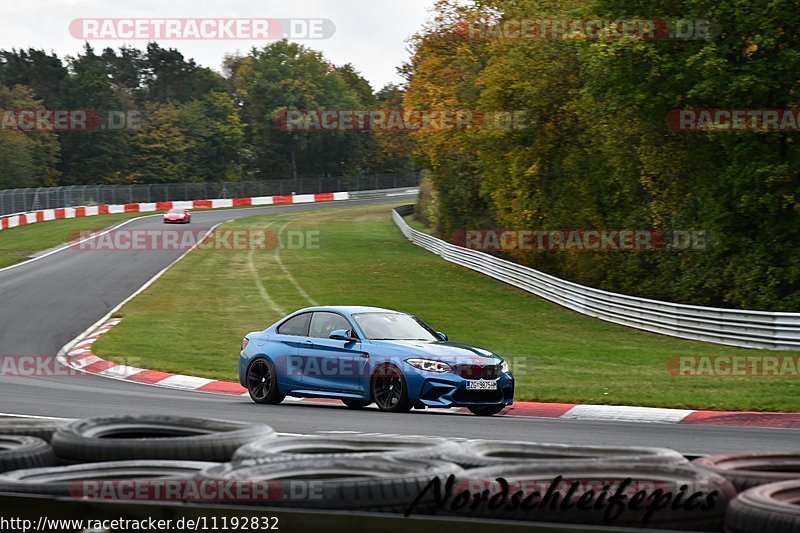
179 91 246 182
127 102 196 183
232 40 369 179
0 85 61 188
59 44 132 184
142 43 225 104
0 49 67 108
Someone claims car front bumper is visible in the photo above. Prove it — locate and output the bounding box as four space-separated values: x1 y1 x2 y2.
406 370 514 408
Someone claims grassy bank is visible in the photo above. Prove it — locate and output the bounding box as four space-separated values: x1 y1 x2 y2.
0 213 145 269
93 202 799 411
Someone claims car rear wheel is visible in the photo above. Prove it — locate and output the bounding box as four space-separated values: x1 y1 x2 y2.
371 365 412 413
247 359 285 405
467 404 505 416
342 399 370 409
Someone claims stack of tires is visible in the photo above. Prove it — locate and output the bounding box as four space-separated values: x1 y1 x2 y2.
692 452 800 532
0 415 797 532
0 415 273 498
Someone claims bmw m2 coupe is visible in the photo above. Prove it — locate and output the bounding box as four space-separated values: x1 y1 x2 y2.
239 306 514 415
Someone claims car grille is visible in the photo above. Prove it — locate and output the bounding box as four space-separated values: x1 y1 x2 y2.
454 363 500 379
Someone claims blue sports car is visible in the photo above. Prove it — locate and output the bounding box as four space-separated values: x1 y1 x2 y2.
239 306 514 416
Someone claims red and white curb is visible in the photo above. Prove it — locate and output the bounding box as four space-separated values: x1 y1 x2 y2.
58 319 248 396
0 191 350 232
58 320 800 429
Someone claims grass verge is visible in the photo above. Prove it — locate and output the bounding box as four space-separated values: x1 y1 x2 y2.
94 202 800 411
0 213 146 269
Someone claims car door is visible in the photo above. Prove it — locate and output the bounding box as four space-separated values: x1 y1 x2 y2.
269 312 312 390
300 311 368 392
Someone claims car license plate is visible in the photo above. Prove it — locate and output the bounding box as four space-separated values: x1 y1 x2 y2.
466 380 498 390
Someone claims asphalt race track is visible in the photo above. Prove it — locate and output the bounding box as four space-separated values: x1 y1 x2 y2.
1 196 799 456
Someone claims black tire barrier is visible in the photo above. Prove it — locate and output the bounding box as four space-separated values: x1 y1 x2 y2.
435 463 736 531
443 440 689 469
232 434 460 464
10 413 796 529
0 435 56 473
199 457 464 513
51 415 275 462
725 479 800 533
692 452 800 491
0 417 70 442
0 460 217 497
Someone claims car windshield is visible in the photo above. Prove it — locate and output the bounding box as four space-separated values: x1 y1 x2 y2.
352 312 439 341
168 209 184 214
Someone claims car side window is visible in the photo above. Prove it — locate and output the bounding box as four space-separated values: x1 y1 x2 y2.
309 312 352 339
277 313 312 336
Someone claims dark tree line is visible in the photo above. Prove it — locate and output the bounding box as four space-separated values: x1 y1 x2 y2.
0 41 415 189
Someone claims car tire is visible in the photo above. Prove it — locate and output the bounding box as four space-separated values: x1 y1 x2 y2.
341 399 370 409
246 358 285 405
0 418 70 442
725 480 800 533
51 415 275 463
452 463 735 529
232 434 460 463
0 436 56 473
467 404 505 416
692 452 800 492
371 364 412 413
0 460 217 496
200 457 463 512
446 440 688 468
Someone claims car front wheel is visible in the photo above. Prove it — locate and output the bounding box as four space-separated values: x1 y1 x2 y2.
246 359 285 405
371 365 412 413
467 404 506 416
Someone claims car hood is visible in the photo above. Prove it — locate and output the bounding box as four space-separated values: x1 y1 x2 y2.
366 340 502 365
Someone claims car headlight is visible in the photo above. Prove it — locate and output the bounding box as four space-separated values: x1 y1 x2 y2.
501 361 509 374
406 358 451 373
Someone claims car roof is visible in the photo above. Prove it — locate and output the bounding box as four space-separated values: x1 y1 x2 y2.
294 305 403 316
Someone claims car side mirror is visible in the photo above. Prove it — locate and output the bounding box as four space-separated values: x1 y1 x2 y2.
330 329 357 342
437 331 448 341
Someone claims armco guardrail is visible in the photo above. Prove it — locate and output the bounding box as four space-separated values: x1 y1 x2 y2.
393 206 800 350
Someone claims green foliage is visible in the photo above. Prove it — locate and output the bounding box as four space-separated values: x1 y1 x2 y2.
415 173 442 232
404 0 800 310
127 102 196 183
0 85 60 188
229 40 382 179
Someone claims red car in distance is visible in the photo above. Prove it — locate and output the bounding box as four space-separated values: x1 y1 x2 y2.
163 208 191 224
